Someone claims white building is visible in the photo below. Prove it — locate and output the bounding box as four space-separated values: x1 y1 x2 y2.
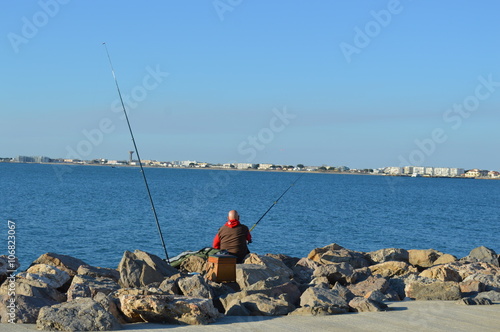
235 163 256 169
258 163 274 170
385 167 403 175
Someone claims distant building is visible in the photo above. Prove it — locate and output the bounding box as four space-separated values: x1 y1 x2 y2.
235 163 256 169
385 167 403 175
465 169 488 178
488 171 500 178
258 163 274 170
15 156 35 162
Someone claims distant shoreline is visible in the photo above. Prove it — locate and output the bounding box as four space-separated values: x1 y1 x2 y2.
2 161 498 180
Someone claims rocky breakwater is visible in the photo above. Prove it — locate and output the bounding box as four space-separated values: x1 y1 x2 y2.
0 245 498 331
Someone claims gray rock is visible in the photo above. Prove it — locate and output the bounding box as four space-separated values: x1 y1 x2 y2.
292 258 320 284
331 282 355 302
265 253 300 270
0 277 65 302
466 246 499 267
236 264 290 289
77 265 120 282
348 297 387 312
309 276 330 289
220 280 301 312
223 293 296 316
31 253 87 277
318 249 370 269
456 297 493 305
119 294 220 325
36 297 121 331
474 290 500 302
299 287 349 314
367 248 409 264
67 275 120 301
117 250 178 288
462 273 500 292
177 274 213 299
0 294 57 324
158 278 182 295
312 262 355 285
244 254 294 279
405 281 461 301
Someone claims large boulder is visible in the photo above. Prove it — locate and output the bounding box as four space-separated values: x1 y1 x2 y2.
433 254 457 265
462 273 500 292
347 275 389 298
369 261 417 278
366 248 409 264
312 262 355 285
117 250 178 288
119 294 220 325
307 243 345 261
465 246 499 267
244 254 294 279
292 258 320 284
36 297 121 331
309 246 369 269
224 293 296 316
77 265 120 282
298 287 349 315
348 297 387 312
179 255 206 274
220 280 301 314
405 281 461 300
236 264 290 289
20 264 71 289
475 290 500 302
408 249 443 269
419 264 462 282
67 275 120 301
265 254 300 270
177 274 213 299
31 253 87 277
0 294 57 324
0 277 65 302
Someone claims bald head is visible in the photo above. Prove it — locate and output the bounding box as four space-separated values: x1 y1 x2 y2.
228 210 239 221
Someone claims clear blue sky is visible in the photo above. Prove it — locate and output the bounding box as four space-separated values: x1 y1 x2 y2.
1 1 499 170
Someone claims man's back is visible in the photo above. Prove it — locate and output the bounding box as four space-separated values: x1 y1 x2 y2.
217 223 250 259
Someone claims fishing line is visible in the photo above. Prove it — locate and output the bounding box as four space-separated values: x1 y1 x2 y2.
249 173 304 232
102 42 170 263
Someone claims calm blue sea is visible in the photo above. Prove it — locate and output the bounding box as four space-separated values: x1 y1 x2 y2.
1 163 499 269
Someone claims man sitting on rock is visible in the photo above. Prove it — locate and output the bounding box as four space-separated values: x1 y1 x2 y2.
212 210 252 263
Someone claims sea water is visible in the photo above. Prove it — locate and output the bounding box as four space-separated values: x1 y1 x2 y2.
1 163 499 269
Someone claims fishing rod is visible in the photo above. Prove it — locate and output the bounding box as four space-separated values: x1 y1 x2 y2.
249 173 304 232
102 42 170 263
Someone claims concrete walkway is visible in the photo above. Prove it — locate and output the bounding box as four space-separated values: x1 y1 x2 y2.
5 301 500 332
